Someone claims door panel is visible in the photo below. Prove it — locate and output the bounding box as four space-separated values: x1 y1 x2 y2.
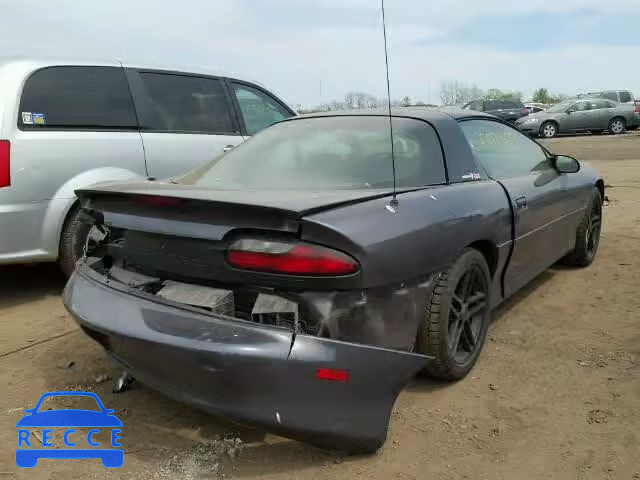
498 172 572 296
459 119 576 298
139 132 243 178
127 69 244 179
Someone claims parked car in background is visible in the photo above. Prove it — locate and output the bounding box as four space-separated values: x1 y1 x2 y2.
578 90 635 104
0 59 295 274
524 102 548 114
515 98 639 138
462 98 529 123
65 107 603 453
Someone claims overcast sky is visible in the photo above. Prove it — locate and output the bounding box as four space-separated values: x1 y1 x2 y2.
2 0 639 107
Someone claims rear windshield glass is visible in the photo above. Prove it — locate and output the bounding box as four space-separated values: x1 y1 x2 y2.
177 116 445 190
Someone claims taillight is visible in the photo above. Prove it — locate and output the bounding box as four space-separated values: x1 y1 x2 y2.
315 368 349 382
227 239 359 276
635 102 640 113
0 140 10 188
522 108 529 115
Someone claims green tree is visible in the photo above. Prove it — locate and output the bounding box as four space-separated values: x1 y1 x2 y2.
485 88 522 101
531 88 566 104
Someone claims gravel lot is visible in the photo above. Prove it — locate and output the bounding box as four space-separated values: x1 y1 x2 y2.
1 132 639 479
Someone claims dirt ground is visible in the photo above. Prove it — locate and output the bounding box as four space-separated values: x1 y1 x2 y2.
1 132 639 479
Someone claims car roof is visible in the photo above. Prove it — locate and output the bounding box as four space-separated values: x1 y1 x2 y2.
0 57 264 87
293 106 496 122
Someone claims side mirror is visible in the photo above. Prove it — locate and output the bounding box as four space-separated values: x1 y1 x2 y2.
566 108 574 114
553 155 580 173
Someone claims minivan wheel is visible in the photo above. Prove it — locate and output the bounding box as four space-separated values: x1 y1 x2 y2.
608 117 626 135
416 248 492 380
59 206 91 277
540 122 558 138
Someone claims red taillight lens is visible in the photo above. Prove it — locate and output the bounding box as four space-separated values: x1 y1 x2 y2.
0 140 10 188
315 368 349 382
522 108 529 115
635 103 640 113
227 239 359 276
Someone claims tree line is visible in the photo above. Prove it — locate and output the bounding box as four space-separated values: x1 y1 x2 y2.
299 82 568 113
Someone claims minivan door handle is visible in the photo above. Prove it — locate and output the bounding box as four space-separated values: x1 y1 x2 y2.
223 144 235 153
515 196 527 210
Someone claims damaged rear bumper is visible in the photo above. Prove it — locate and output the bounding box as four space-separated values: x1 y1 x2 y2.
63 263 432 453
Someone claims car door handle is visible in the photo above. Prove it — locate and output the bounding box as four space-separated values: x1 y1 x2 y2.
515 197 527 210
223 144 235 153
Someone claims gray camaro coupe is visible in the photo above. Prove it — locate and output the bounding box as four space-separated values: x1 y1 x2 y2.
516 98 640 138
64 108 603 453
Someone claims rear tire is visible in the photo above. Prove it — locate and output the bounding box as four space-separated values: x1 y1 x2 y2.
608 117 626 135
416 249 492 380
59 206 91 277
564 187 602 267
540 121 558 138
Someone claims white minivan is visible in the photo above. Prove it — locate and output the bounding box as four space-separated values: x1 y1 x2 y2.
0 59 295 274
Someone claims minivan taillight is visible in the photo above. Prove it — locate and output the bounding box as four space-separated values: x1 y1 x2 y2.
635 102 640 113
0 140 10 188
227 239 359 276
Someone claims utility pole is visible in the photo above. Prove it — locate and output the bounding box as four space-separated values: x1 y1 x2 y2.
427 80 431 105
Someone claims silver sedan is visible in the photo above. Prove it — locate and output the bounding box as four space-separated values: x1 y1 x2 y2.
515 98 640 138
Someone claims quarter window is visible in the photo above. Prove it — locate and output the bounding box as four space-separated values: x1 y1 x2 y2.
619 91 632 103
459 119 550 178
18 66 137 129
232 83 291 136
138 73 235 134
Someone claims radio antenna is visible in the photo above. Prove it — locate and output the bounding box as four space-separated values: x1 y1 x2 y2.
380 0 398 210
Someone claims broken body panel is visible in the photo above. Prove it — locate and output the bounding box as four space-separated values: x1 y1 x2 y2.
64 263 431 452
63 159 518 452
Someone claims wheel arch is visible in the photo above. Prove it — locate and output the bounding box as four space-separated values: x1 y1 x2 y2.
467 240 498 279
40 167 145 259
595 179 605 200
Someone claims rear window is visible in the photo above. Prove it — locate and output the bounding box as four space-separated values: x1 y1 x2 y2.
485 100 520 110
178 116 446 190
137 73 235 134
619 91 632 103
18 66 137 129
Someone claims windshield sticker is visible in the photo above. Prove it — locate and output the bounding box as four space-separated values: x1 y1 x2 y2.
21 112 33 125
462 172 481 180
32 113 46 126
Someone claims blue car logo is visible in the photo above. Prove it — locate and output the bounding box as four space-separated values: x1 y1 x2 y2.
15 391 123 468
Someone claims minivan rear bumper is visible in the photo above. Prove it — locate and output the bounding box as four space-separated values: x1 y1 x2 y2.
63 263 431 452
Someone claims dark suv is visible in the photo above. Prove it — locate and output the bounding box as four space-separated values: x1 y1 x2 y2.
462 99 529 123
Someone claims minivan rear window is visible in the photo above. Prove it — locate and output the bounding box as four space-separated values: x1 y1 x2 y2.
18 66 137 130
